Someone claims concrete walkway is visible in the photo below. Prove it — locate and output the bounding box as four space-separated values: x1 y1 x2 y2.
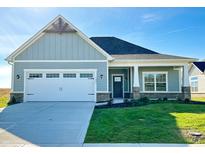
0 101 95 147
83 143 205 147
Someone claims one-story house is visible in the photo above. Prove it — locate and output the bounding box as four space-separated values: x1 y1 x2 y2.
189 61 205 98
5 15 197 102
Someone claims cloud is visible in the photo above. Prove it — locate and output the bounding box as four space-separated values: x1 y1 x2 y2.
166 26 198 35
0 65 11 88
141 13 162 23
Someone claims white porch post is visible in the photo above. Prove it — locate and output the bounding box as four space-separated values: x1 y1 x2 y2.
133 65 140 87
183 64 190 87
133 65 140 99
182 64 191 100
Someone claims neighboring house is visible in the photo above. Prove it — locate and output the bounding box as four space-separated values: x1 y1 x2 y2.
189 62 205 98
6 15 197 102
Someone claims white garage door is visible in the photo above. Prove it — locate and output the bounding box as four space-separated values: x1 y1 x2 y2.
24 70 96 102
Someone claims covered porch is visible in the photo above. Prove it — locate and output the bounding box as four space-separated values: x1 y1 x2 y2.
108 64 190 100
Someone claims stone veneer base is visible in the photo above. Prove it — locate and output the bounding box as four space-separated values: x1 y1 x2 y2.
10 92 24 103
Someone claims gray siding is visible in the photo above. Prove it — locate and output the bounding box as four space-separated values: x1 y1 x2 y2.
139 67 180 92
13 62 107 92
15 33 107 60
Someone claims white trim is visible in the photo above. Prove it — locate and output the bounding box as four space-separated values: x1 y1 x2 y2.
111 74 124 98
6 15 113 62
11 63 14 92
14 60 108 63
96 91 110 93
112 59 197 62
192 63 204 74
142 71 168 92
11 91 24 93
23 69 97 102
133 65 140 87
106 61 109 92
24 69 97 72
178 67 182 93
130 67 133 93
109 62 191 67
183 64 190 87
141 91 182 93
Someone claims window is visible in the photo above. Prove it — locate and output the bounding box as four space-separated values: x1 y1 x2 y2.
46 73 59 78
29 73 42 78
143 72 167 92
80 73 93 78
63 73 76 78
190 76 198 92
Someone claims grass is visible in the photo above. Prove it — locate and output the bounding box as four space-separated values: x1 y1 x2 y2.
192 97 205 102
85 102 205 144
0 88 10 108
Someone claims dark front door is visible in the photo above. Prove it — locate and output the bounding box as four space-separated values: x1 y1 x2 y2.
113 76 123 98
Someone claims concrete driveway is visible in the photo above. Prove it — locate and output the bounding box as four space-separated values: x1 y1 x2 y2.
0 101 95 147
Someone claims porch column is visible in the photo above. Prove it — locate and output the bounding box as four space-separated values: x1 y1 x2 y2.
133 65 140 99
182 64 191 100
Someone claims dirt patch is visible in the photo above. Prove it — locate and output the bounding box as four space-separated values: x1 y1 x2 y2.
0 88 11 97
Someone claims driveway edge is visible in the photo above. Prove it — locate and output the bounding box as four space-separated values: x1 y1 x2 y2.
83 143 205 147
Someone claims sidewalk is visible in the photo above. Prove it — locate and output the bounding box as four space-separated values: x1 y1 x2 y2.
83 143 205 147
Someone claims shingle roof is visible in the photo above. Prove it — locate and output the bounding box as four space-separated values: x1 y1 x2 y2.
90 37 158 54
193 62 205 72
111 54 194 60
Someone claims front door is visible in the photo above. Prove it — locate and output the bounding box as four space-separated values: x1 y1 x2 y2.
113 75 123 98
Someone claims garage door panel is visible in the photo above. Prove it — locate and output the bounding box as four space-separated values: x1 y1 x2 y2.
25 71 96 102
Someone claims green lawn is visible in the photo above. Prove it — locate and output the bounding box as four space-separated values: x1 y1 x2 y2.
192 97 205 102
85 103 205 143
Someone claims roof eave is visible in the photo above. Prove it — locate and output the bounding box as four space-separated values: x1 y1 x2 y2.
112 58 198 62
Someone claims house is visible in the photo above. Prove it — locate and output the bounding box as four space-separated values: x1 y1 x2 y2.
189 62 205 98
6 15 197 103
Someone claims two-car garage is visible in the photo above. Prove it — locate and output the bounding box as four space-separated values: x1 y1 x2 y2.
24 69 96 102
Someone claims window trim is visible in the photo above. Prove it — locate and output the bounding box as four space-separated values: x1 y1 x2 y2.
142 72 168 92
28 73 43 79
46 73 60 78
190 76 198 92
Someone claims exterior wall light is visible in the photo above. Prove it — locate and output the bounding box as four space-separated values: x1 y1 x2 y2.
16 74 21 79
100 74 103 79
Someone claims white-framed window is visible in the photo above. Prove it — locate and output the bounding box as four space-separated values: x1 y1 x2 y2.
190 76 198 92
46 73 59 78
63 73 76 78
29 73 42 78
80 73 93 78
143 72 168 92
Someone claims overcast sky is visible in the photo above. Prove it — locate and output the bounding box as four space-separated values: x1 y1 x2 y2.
0 7 205 88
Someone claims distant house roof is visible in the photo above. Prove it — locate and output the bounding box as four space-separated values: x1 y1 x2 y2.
90 37 158 55
112 54 194 60
193 62 205 72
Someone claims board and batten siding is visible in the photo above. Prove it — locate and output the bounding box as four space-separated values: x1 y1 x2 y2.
15 33 107 60
13 62 108 92
139 67 180 92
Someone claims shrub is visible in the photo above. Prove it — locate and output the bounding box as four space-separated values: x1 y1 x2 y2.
8 96 16 105
184 98 190 103
163 97 168 101
177 97 182 102
139 97 150 104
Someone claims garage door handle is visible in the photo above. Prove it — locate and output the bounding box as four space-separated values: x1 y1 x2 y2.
88 78 94 80
27 94 34 95
88 93 94 95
